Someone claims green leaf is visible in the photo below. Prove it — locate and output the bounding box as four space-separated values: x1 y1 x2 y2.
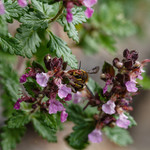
58 7 86 43
0 16 8 35
4 0 28 22
23 81 40 97
103 126 133 146
67 104 94 125
20 12 48 29
0 126 26 150
32 118 57 142
0 33 21 55
15 25 41 58
32 61 45 72
125 113 137 127
7 111 30 128
36 0 57 5
40 112 57 129
47 31 78 68
67 121 95 149
0 59 20 117
31 0 59 18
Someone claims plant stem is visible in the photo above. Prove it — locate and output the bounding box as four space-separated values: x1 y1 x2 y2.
49 3 64 23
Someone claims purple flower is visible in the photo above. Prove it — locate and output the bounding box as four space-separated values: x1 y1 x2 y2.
125 81 138 93
116 113 130 129
83 0 97 8
49 99 64 114
60 110 68 122
36 72 49 87
64 93 72 101
83 0 97 18
58 84 72 99
73 92 82 104
103 80 111 94
66 8 73 23
102 100 116 114
84 7 94 18
18 0 27 7
20 74 28 83
14 98 22 110
88 129 102 143
0 0 5 15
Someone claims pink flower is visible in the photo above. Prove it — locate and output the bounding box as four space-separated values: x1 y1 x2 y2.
102 100 116 115
60 110 68 122
125 81 138 93
83 0 97 18
84 7 94 18
20 74 29 83
116 113 130 129
14 98 22 110
58 84 72 99
66 8 73 23
88 129 102 143
73 92 82 104
0 0 5 15
18 0 27 7
49 99 64 114
36 72 49 87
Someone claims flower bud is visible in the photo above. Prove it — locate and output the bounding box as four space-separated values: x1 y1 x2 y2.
123 49 129 58
100 73 106 79
131 50 138 61
134 61 141 67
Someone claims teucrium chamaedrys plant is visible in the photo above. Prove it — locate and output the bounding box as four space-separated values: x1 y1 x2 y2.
0 0 150 150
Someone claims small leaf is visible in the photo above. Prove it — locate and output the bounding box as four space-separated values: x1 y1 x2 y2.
32 61 45 72
67 121 95 149
0 126 26 150
58 7 86 43
47 31 78 68
32 118 57 142
103 126 133 146
7 111 30 128
0 33 21 55
15 25 41 58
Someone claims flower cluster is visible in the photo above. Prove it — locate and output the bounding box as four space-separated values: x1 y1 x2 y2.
0 0 27 14
15 54 81 122
63 0 97 22
85 49 150 143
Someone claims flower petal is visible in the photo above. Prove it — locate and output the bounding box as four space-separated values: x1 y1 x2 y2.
60 110 68 122
0 0 5 15
18 0 27 7
102 100 116 115
36 72 49 87
125 81 138 93
88 129 102 143
85 7 94 18
83 0 97 7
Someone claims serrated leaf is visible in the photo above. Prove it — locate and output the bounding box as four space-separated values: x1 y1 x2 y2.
0 16 8 35
31 0 59 18
36 0 56 4
58 7 86 43
47 31 78 68
7 111 30 128
41 112 57 129
0 126 26 150
4 0 28 22
15 25 41 58
103 126 133 146
32 118 57 142
20 12 48 29
0 33 21 55
67 121 94 149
